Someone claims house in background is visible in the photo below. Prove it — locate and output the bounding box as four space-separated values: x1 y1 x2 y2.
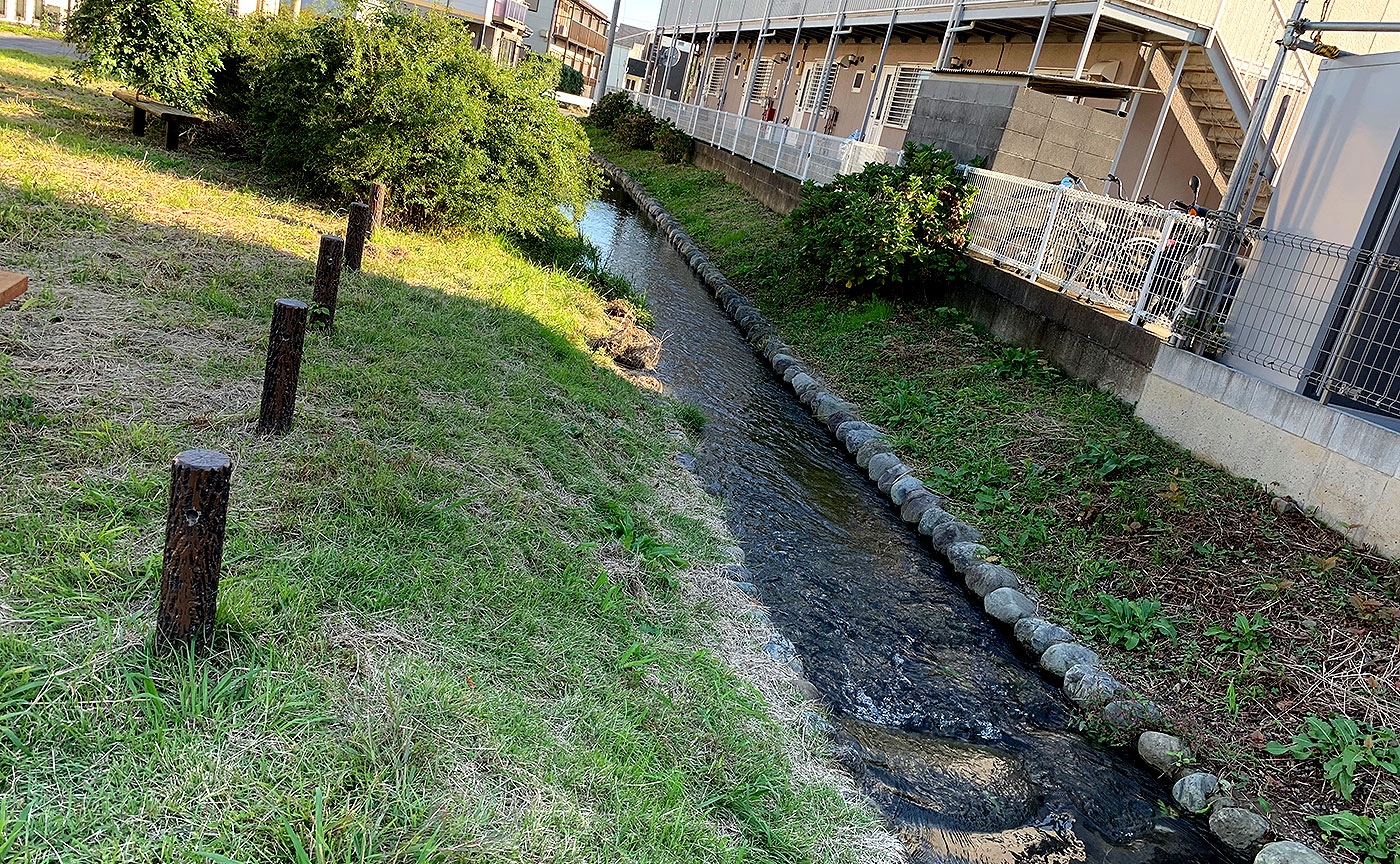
606 23 652 93
522 0 612 97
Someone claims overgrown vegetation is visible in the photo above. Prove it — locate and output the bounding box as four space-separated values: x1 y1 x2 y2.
0 48 892 863
651 119 693 164
65 0 230 108
559 63 585 95
788 145 975 294
590 125 1400 860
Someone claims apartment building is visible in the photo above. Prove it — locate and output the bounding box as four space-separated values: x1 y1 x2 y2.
523 0 612 96
645 0 1400 209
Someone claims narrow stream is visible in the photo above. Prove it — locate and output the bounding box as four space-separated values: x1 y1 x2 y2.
579 186 1231 864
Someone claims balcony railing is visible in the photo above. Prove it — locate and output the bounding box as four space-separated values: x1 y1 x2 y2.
558 19 608 54
632 93 903 186
494 0 529 26
656 0 1226 29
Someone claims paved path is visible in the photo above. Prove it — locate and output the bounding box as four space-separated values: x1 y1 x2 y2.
0 33 76 57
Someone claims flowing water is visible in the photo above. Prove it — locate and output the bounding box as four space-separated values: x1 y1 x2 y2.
579 187 1231 864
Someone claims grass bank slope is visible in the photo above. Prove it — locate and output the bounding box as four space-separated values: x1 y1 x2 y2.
0 49 897 863
590 128 1400 860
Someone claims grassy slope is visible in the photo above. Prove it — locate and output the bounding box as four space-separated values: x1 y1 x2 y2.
590 129 1400 858
0 50 894 863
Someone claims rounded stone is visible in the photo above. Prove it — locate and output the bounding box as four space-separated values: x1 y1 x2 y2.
789 372 819 396
845 427 887 452
900 489 941 524
1208 807 1270 851
1041 642 1099 677
965 562 1022 598
1255 841 1329 864
825 410 859 432
985 587 1037 624
762 339 786 361
835 420 869 443
761 634 796 664
927 521 984 553
876 464 913 496
1063 664 1125 709
1026 620 1072 655
734 581 758 598
946 541 989 572
722 564 749 582
744 606 772 628
1171 773 1219 814
1013 617 1053 650
722 545 745 565
815 397 857 425
917 505 955 536
772 354 799 376
1138 731 1191 776
890 474 925 506
855 438 894 469
866 452 901 482
1101 699 1166 734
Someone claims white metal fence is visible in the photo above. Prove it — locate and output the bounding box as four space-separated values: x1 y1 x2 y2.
633 93 904 186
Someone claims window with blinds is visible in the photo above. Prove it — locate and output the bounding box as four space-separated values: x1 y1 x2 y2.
748 58 774 102
884 64 933 128
797 63 835 112
704 57 730 97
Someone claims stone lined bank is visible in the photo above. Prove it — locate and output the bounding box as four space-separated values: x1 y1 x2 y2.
591 153 1330 864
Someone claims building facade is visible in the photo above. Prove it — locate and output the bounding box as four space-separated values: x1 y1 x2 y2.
523 0 612 97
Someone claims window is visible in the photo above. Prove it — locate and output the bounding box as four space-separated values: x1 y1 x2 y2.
852 71 865 92
884 64 933 128
797 63 835 112
704 57 729 98
748 58 773 102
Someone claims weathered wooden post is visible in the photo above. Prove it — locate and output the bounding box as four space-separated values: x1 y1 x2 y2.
165 119 180 152
256 298 309 436
312 235 345 329
132 106 146 137
367 183 388 239
156 449 233 653
345 202 370 272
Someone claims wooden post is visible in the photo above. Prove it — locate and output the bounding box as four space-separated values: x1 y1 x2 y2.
165 118 180 152
345 203 370 272
312 235 345 329
256 299 309 436
132 106 146 137
366 183 387 239
156 449 233 653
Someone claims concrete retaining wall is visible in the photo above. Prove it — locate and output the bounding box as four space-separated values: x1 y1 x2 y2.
691 141 805 214
1137 347 1400 558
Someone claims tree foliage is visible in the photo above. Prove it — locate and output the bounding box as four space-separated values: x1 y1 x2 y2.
215 10 597 233
64 0 230 109
650 119 691 164
787 145 976 293
559 64 584 95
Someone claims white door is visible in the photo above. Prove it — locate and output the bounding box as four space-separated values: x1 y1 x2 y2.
865 66 900 146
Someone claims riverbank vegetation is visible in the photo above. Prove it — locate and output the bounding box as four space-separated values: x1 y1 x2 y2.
0 47 896 862
590 126 1400 862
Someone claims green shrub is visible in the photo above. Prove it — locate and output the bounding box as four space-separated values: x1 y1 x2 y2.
559 64 584 95
64 0 231 109
1075 594 1178 650
787 144 975 293
215 10 597 233
613 106 656 150
590 91 631 129
651 119 692 163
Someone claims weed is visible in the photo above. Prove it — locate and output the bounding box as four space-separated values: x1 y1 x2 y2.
1310 809 1400 864
1206 612 1273 656
0 393 47 428
983 346 1057 381
1266 715 1400 801
675 402 707 435
1073 440 1153 480
600 502 689 570
1075 594 1178 650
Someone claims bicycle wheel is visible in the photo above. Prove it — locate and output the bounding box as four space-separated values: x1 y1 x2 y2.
1082 236 1159 308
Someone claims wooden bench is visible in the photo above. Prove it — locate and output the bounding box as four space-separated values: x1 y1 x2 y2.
0 271 28 308
114 90 205 152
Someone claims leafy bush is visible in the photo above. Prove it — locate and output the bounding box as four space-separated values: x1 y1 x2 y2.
1266 715 1400 801
613 106 656 150
1075 594 1178 650
65 0 230 109
215 10 597 234
559 64 584 95
788 144 975 293
590 91 632 129
651 119 692 163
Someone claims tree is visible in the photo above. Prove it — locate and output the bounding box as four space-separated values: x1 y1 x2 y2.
559 64 585 95
64 0 230 109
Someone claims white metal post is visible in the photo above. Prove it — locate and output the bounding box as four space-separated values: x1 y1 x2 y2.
859 0 900 141
598 0 625 96
1130 212 1179 325
806 0 847 135
1133 43 1191 201
937 0 965 70
1031 187 1065 282
1109 42 1158 179
1074 0 1106 79
771 15 806 174
717 17 745 116
1027 1 1056 73
742 0 777 124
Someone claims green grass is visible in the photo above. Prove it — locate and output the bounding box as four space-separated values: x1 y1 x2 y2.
590 125 1400 855
0 22 63 40
0 51 892 863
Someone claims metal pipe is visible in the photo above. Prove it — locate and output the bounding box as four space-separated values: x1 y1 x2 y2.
1130 212 1179 325
1241 92 1289 220
597 0 625 96
937 0 965 70
806 0 846 135
1298 20 1400 33
694 0 721 108
859 0 901 142
717 17 746 114
771 14 806 171
1110 42 1159 179
1074 0 1106 79
742 0 777 124
1133 43 1191 201
1027 0 1057 74
1205 0 1227 49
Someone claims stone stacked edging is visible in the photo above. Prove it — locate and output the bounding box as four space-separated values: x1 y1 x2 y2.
591 154 1327 864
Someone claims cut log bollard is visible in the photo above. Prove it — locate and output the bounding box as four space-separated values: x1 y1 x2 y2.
345 202 370 272
132 105 146 137
312 235 345 329
256 298 309 436
165 120 180 152
155 449 233 653
367 182 387 239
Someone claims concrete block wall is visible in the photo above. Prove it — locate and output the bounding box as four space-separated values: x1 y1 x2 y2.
905 76 1020 166
691 140 805 215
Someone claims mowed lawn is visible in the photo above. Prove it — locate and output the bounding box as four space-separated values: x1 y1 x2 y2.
0 49 895 863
